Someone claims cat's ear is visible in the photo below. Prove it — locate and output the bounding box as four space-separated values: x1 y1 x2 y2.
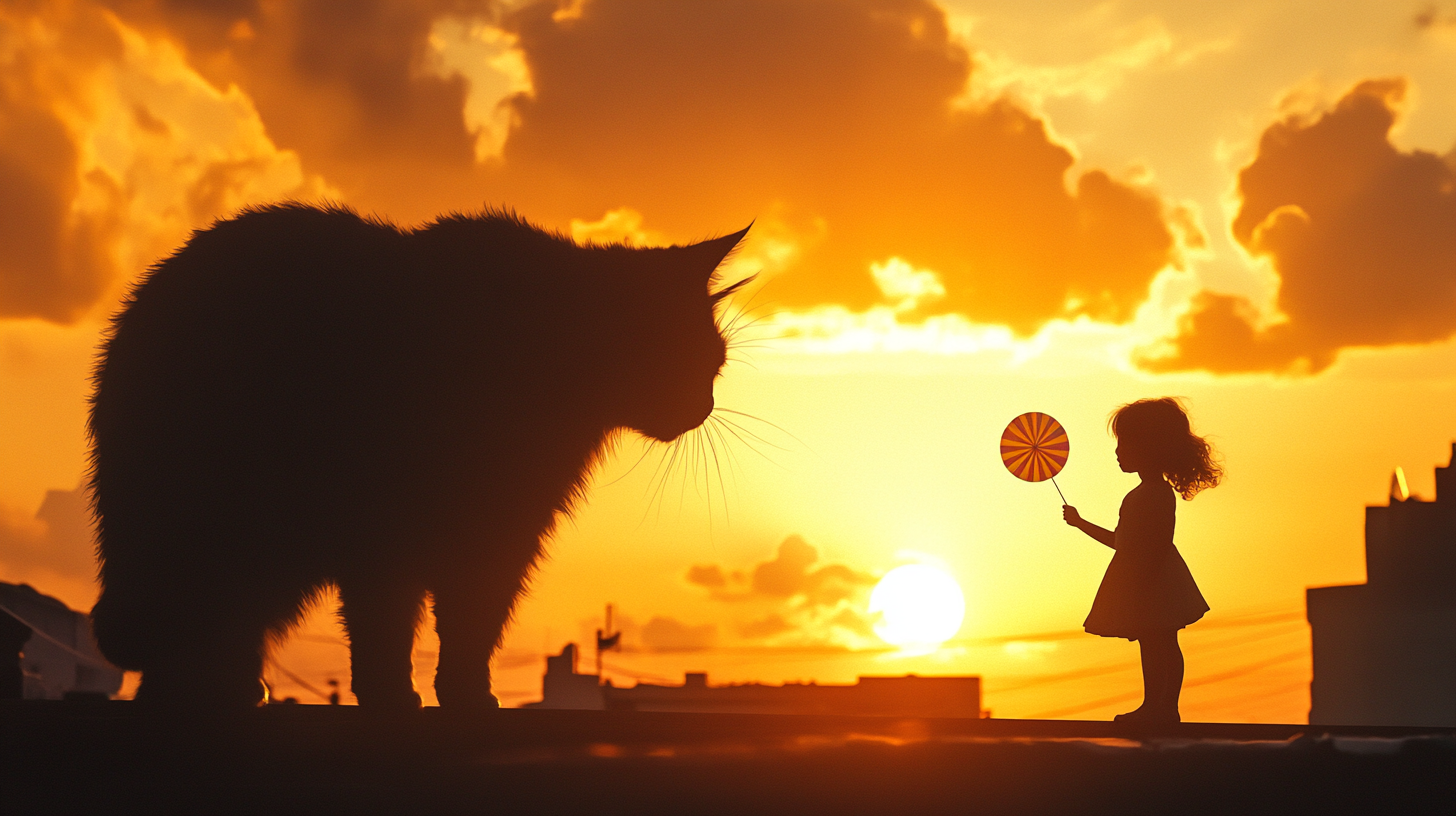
686 224 751 278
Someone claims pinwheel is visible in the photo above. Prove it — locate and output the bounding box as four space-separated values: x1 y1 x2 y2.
1000 412 1069 502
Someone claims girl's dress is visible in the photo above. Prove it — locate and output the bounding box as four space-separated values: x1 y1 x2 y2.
1084 478 1208 640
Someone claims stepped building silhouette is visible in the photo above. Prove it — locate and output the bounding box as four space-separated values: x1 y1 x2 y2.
528 643 985 718
0 582 123 700
1306 443 1456 726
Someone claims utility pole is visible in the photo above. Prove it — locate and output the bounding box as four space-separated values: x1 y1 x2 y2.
595 603 619 684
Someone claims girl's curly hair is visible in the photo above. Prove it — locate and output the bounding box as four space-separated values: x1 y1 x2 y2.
1109 397 1222 499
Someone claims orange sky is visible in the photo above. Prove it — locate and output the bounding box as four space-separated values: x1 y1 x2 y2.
2 0 1454 722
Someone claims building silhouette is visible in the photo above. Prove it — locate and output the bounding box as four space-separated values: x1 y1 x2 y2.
0 582 123 700
1306 443 1456 726
527 642 985 718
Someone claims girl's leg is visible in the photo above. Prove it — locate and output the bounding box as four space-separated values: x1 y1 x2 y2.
1165 630 1185 717
1139 630 1183 720
1136 636 1159 714
1115 636 1158 721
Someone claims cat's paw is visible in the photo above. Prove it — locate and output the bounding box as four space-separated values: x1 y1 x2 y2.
357 689 423 715
439 692 501 713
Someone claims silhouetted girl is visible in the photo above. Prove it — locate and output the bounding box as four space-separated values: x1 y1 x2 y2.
1062 398 1221 724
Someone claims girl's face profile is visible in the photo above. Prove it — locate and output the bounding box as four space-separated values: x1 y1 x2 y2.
1116 437 1148 473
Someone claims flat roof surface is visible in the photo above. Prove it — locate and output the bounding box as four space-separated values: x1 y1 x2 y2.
4 701 1452 814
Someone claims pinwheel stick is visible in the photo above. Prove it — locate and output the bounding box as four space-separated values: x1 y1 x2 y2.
1051 477 1067 504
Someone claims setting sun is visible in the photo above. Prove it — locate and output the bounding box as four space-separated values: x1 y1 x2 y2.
869 564 967 649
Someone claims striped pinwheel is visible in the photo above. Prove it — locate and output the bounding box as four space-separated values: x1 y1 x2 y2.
1000 412 1069 502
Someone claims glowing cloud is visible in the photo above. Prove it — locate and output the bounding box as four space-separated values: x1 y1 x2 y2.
1142 79 1456 374
0 2 332 323
495 0 1182 332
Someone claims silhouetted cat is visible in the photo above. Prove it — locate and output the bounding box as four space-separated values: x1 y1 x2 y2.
89 203 747 709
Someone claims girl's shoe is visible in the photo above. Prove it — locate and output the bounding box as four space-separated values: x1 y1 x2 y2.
1112 707 1150 723
1114 707 1180 725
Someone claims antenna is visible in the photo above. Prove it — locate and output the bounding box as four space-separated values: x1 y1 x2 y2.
595 602 620 683
1391 467 1410 502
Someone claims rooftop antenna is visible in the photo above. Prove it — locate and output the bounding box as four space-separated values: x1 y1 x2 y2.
595 603 620 684
1390 467 1410 502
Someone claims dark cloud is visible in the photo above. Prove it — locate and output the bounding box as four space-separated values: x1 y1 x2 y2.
640 615 716 652
688 534 878 645
103 0 498 218
0 486 98 589
750 534 821 597
0 7 124 322
498 0 1179 332
685 564 727 589
1414 5 1456 31
1141 79 1456 374
8 0 1181 332
689 534 875 604
737 614 793 640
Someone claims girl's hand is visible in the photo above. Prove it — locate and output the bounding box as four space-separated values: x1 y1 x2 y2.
1062 505 1083 527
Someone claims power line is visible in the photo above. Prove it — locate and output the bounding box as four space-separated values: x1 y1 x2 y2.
0 601 116 668
265 661 337 703
1025 648 1308 719
986 622 1306 695
949 606 1305 648
1191 679 1310 715
1183 649 1309 690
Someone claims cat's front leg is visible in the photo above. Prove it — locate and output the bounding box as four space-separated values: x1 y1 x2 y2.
432 568 528 711
339 578 426 712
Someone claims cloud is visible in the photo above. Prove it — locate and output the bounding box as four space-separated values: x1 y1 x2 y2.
687 534 878 647
689 534 876 604
749 535 821 597
0 486 99 609
640 615 717 652
684 564 727 590
0 4 125 322
1140 79 1456 373
101 0 496 217
573 609 717 653
1415 5 1456 37
6 0 1182 334
494 0 1180 333
0 1 332 323
737 614 793 640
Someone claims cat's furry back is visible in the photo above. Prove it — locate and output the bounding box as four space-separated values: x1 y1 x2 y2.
89 203 746 709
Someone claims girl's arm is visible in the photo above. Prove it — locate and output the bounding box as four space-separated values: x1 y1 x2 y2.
1062 506 1116 548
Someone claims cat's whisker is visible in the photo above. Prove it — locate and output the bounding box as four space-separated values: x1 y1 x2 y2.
694 428 717 531
710 413 793 453
707 413 790 472
709 413 754 450
726 335 787 349
676 430 699 516
706 416 744 479
702 420 731 523
717 292 781 352
714 408 809 450
643 437 675 496
663 436 692 522
644 437 684 524
602 433 664 488
724 305 775 335
723 319 783 351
